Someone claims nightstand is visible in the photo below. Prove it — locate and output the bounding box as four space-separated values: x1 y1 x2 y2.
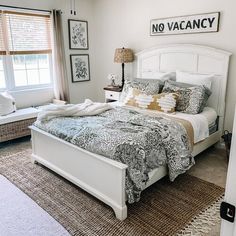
104 87 122 102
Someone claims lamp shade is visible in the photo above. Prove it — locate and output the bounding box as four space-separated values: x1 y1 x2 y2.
114 48 134 63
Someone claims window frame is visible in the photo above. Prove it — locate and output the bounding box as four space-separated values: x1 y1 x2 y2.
0 9 53 93
0 54 53 92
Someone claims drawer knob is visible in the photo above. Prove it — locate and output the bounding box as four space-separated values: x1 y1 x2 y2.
110 94 113 97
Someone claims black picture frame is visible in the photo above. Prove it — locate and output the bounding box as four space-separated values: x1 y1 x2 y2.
70 54 90 82
68 19 89 50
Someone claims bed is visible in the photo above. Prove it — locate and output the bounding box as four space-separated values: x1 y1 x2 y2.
30 44 231 220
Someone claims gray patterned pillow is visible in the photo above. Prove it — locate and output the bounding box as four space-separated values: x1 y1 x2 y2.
120 78 162 103
162 80 212 114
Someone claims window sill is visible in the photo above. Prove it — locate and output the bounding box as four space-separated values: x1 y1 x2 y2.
8 86 53 94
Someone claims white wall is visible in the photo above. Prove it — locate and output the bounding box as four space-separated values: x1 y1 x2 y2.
63 0 97 104
93 0 236 131
0 0 96 107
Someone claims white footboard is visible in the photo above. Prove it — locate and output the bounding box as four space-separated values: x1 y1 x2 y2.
30 125 221 221
30 126 128 220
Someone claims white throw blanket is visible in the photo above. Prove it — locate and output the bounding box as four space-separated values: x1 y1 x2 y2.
37 99 113 122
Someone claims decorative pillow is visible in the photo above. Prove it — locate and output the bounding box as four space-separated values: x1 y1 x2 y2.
162 80 212 114
176 70 213 89
124 88 178 113
120 78 162 103
0 91 16 116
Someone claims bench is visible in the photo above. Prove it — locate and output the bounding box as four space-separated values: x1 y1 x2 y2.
0 107 39 143
0 99 66 143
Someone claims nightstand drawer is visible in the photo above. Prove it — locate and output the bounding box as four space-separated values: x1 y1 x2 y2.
105 90 120 101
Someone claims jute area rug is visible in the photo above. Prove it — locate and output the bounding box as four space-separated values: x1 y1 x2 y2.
0 141 224 236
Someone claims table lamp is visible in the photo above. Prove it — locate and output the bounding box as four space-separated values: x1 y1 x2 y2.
114 47 134 88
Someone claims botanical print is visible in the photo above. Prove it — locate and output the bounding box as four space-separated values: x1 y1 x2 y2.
74 57 87 79
72 23 86 47
35 107 194 203
69 20 88 49
70 54 90 82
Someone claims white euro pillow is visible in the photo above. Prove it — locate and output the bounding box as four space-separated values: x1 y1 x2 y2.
151 71 176 82
176 70 213 89
0 91 16 116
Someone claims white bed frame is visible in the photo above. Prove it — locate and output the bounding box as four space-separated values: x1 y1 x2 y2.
30 44 231 221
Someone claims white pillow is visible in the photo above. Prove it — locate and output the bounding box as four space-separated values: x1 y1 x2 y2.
176 70 213 89
151 71 176 82
139 71 176 83
0 91 16 116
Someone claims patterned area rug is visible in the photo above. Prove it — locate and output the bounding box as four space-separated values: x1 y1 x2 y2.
0 140 224 236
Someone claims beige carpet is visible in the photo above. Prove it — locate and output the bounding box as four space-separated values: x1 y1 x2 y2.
0 140 224 236
0 175 70 236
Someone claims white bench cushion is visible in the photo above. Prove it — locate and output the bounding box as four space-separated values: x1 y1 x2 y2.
0 91 16 116
0 107 39 125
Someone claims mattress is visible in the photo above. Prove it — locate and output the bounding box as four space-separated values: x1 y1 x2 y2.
201 107 218 135
200 107 218 126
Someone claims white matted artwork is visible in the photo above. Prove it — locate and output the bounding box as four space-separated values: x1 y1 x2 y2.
68 19 88 49
70 54 90 82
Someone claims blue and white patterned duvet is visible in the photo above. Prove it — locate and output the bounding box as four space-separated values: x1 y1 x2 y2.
34 107 194 203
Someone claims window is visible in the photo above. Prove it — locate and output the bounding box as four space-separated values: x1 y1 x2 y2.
0 9 53 91
13 54 51 87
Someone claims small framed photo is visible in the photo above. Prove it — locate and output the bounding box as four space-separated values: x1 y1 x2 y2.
70 54 90 82
68 19 89 50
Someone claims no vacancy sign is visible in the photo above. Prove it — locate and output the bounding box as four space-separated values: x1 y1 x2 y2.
150 12 220 36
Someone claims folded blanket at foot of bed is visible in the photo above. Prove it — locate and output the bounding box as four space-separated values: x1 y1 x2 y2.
34 107 194 203
37 99 113 122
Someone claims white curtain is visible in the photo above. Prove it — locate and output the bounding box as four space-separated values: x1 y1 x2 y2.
52 10 69 102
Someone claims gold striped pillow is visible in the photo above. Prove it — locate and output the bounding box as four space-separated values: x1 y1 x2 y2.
124 88 178 113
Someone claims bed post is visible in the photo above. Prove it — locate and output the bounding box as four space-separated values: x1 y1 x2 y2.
30 128 38 164
114 205 127 221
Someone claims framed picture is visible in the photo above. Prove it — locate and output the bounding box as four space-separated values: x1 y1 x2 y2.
70 54 90 82
68 19 89 49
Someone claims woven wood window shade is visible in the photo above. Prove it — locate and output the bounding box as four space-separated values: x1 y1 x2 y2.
0 11 6 55
0 10 52 55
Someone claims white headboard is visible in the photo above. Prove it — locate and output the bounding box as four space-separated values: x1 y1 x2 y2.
135 44 232 130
